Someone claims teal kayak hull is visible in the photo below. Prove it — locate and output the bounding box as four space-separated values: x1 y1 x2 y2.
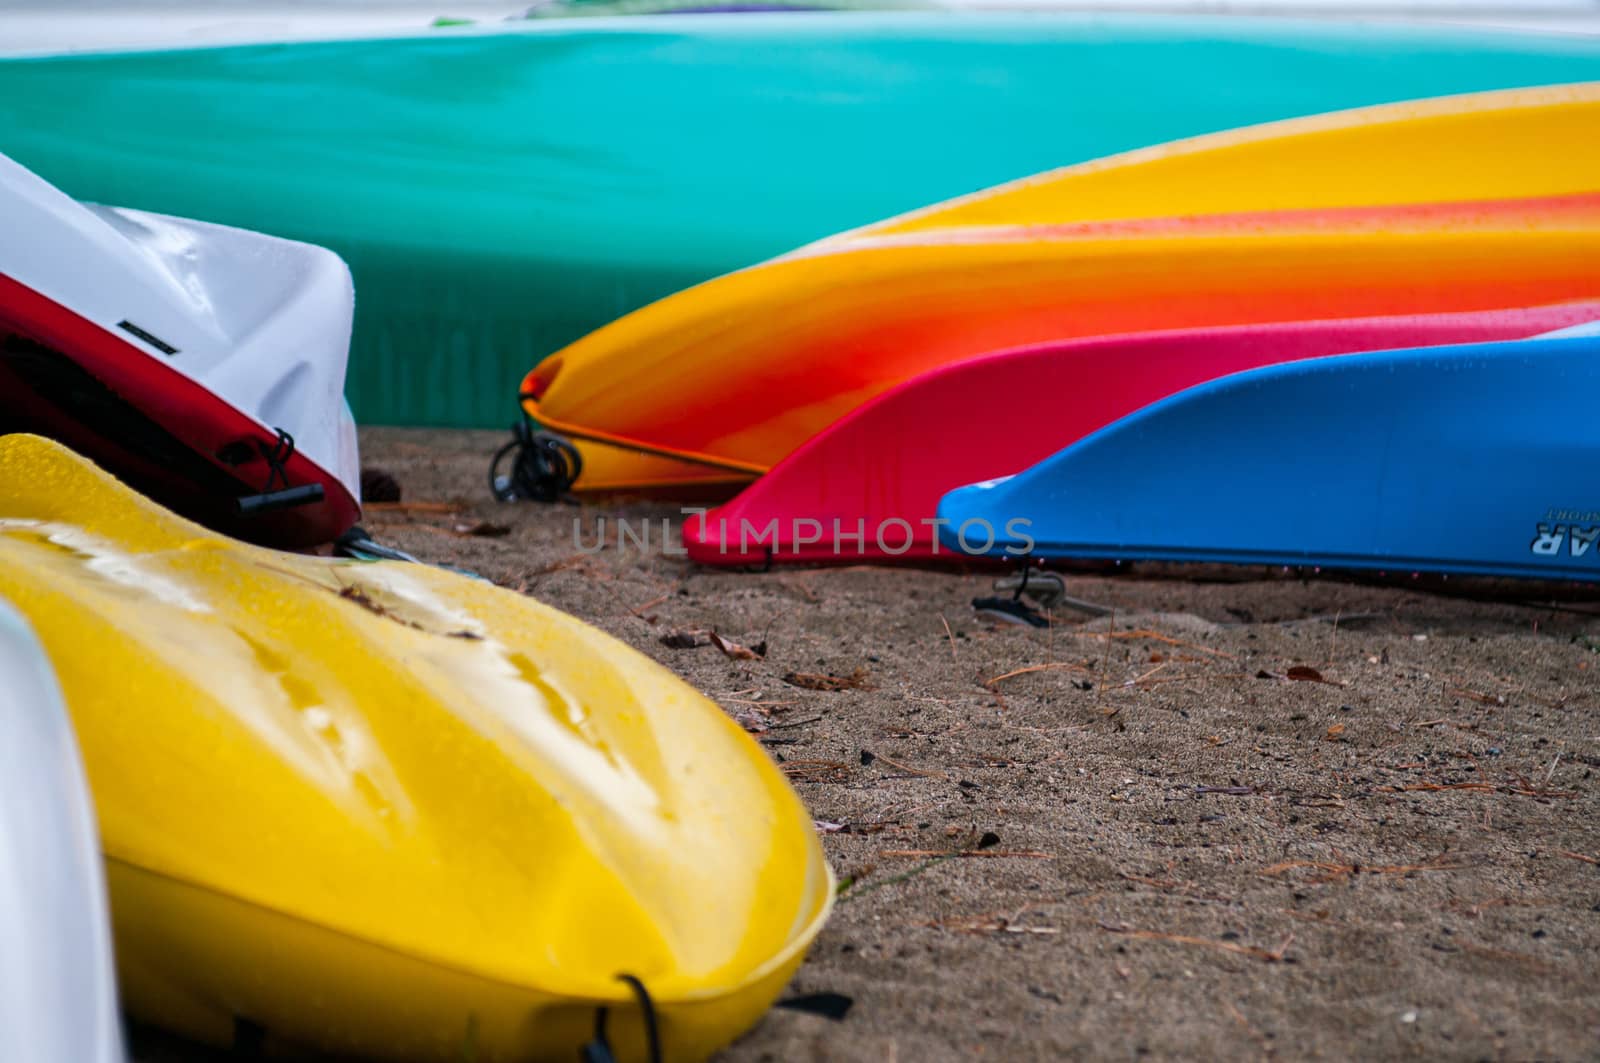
7 13 1600 427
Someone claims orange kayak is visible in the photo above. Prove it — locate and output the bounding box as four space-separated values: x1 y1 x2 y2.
523 192 1600 492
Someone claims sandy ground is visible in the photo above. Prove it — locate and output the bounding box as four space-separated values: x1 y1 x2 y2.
135 426 1600 1062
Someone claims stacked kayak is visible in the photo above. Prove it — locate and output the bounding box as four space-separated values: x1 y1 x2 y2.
0 150 361 550
534 195 1600 494
0 432 831 1061
521 83 1600 494
497 79 1600 582
9 14 1600 426
0 599 124 1063
0 140 832 1060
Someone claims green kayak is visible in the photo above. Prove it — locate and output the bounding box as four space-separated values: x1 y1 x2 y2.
6 13 1600 427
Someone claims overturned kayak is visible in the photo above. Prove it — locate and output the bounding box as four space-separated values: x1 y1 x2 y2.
0 599 124 1063
0 151 360 549
520 82 1600 493
8 17 1600 427
936 326 1600 581
683 302 1600 565
0 434 830 1061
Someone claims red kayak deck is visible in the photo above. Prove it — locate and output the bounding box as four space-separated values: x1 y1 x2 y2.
683 303 1600 566
0 271 359 549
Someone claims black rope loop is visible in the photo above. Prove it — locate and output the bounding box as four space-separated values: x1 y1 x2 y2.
258 428 296 493
490 418 582 503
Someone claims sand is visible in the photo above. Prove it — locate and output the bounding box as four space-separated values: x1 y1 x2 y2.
133 426 1600 1062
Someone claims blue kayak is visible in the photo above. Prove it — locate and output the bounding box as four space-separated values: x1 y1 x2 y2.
937 325 1600 582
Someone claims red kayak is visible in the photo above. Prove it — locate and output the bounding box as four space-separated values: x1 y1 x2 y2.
684 302 1600 565
0 151 360 550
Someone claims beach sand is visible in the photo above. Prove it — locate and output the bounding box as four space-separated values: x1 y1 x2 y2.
133 426 1600 1061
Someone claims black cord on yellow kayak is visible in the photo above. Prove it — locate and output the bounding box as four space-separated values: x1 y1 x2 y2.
579 973 662 1063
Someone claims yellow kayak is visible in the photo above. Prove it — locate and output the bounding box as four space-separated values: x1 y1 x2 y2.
850 81 1600 235
0 434 831 1062
520 82 1600 493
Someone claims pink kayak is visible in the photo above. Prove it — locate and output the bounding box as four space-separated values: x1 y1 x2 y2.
683 302 1600 565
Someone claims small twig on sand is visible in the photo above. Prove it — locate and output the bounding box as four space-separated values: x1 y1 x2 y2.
868 752 949 780
940 612 958 661
784 667 872 692
1124 660 1171 687
628 592 670 619
983 662 1091 687
1558 850 1599 865
767 715 823 730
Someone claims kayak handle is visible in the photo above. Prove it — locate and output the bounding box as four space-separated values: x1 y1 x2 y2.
236 483 325 516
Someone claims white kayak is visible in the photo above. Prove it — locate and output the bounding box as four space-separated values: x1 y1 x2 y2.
0 150 361 548
0 599 124 1063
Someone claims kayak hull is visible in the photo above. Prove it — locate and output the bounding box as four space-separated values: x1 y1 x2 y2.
683 303 1600 565
10 15 1600 427
0 433 831 1062
936 331 1600 582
